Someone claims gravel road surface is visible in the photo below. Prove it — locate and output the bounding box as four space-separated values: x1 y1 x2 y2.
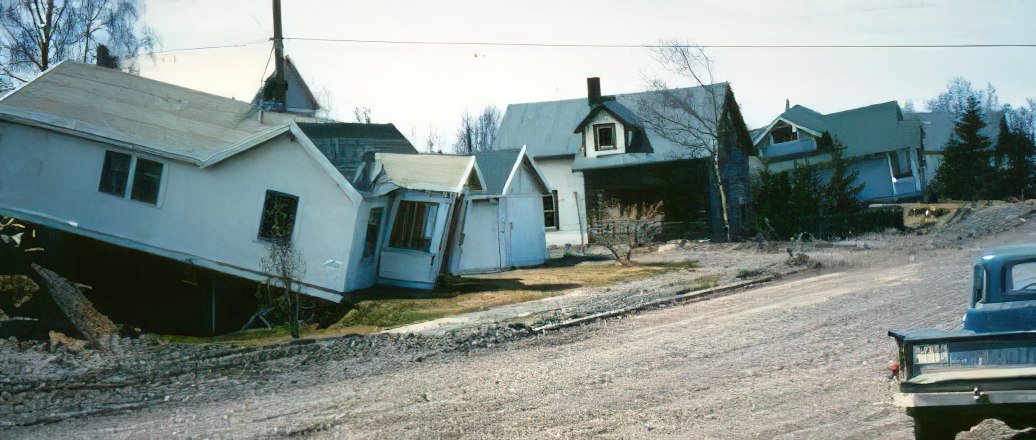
4 218 1036 439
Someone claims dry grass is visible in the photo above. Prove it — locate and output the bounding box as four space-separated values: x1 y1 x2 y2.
335 259 700 330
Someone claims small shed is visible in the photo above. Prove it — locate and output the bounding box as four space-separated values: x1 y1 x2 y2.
450 146 552 274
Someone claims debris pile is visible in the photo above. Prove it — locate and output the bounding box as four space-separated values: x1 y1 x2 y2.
28 264 117 347
934 202 1035 241
955 419 1033 439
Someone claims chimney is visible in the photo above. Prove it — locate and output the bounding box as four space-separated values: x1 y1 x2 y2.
587 77 602 106
95 45 119 69
785 99 791 111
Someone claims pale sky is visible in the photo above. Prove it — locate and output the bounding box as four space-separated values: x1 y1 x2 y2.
135 0 1036 151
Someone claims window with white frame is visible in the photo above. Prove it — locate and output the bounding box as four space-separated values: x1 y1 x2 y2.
389 201 439 251
543 190 558 230
593 123 616 151
97 150 164 205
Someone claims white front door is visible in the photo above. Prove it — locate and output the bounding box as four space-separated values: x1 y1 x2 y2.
377 192 452 288
453 198 502 273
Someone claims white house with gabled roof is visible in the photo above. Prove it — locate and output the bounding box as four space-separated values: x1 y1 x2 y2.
0 61 489 304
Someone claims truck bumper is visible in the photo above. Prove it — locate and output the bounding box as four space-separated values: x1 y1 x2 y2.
895 390 1036 408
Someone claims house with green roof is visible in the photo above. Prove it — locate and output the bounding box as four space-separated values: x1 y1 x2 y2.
752 101 927 202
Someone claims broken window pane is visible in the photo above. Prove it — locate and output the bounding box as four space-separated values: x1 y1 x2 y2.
98 150 131 197
258 190 300 243
130 158 164 204
389 201 438 251
770 124 796 144
363 207 384 260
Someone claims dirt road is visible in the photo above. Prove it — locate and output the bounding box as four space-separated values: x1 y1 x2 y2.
6 222 1036 439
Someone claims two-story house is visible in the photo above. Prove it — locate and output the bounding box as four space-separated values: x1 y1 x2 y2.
495 78 755 244
753 101 928 202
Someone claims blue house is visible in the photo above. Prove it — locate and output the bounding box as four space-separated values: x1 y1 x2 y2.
752 101 926 202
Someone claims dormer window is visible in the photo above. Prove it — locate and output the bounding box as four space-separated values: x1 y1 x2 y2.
593 123 616 151
770 123 796 144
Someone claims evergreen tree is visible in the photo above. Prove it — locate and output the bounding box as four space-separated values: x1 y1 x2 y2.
932 96 993 200
993 117 1036 199
824 140 864 214
788 162 822 221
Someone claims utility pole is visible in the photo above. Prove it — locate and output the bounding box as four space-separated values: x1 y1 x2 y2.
265 0 288 111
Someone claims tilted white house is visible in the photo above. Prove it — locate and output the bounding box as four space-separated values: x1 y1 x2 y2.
0 61 475 302
0 61 367 300
449 146 552 274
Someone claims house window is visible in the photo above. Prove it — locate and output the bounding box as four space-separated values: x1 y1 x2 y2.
889 151 912 179
593 123 616 151
130 158 164 204
770 124 796 144
98 150 164 204
258 190 300 242
362 207 384 260
389 201 439 251
543 190 558 230
625 128 634 148
98 151 132 196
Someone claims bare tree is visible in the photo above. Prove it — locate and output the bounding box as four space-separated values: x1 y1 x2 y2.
426 124 442 153
924 77 1001 116
0 0 156 86
259 239 306 339
353 106 372 124
588 200 663 266
453 105 501 154
637 42 733 241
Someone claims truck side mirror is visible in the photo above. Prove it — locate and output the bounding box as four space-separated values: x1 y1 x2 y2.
972 265 984 306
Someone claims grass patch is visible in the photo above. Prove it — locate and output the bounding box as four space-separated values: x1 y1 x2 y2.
692 274 721 289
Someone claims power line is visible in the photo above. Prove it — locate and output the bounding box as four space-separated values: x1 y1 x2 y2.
283 37 1036 49
147 40 269 56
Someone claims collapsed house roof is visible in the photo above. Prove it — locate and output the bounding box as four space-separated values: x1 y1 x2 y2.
472 146 552 195
0 60 300 167
365 153 486 194
297 122 417 180
495 83 731 168
755 101 922 158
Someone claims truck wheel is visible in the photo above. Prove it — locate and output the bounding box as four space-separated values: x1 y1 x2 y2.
911 408 972 440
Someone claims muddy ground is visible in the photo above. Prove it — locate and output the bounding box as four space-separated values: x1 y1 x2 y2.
2 202 1035 439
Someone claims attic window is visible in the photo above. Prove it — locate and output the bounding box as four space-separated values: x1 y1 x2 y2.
98 150 164 205
770 124 796 144
593 123 616 151
258 190 300 243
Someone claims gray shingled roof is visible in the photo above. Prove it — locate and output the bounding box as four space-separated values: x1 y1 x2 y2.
907 111 1002 152
0 61 297 165
495 83 729 168
297 122 417 180
473 148 522 195
769 101 921 158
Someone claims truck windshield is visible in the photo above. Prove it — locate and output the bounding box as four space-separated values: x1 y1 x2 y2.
1009 262 1036 293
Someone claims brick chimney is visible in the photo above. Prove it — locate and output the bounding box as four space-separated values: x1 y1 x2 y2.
587 77 602 107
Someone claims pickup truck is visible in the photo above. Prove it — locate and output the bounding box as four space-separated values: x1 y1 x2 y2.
890 244 1036 439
